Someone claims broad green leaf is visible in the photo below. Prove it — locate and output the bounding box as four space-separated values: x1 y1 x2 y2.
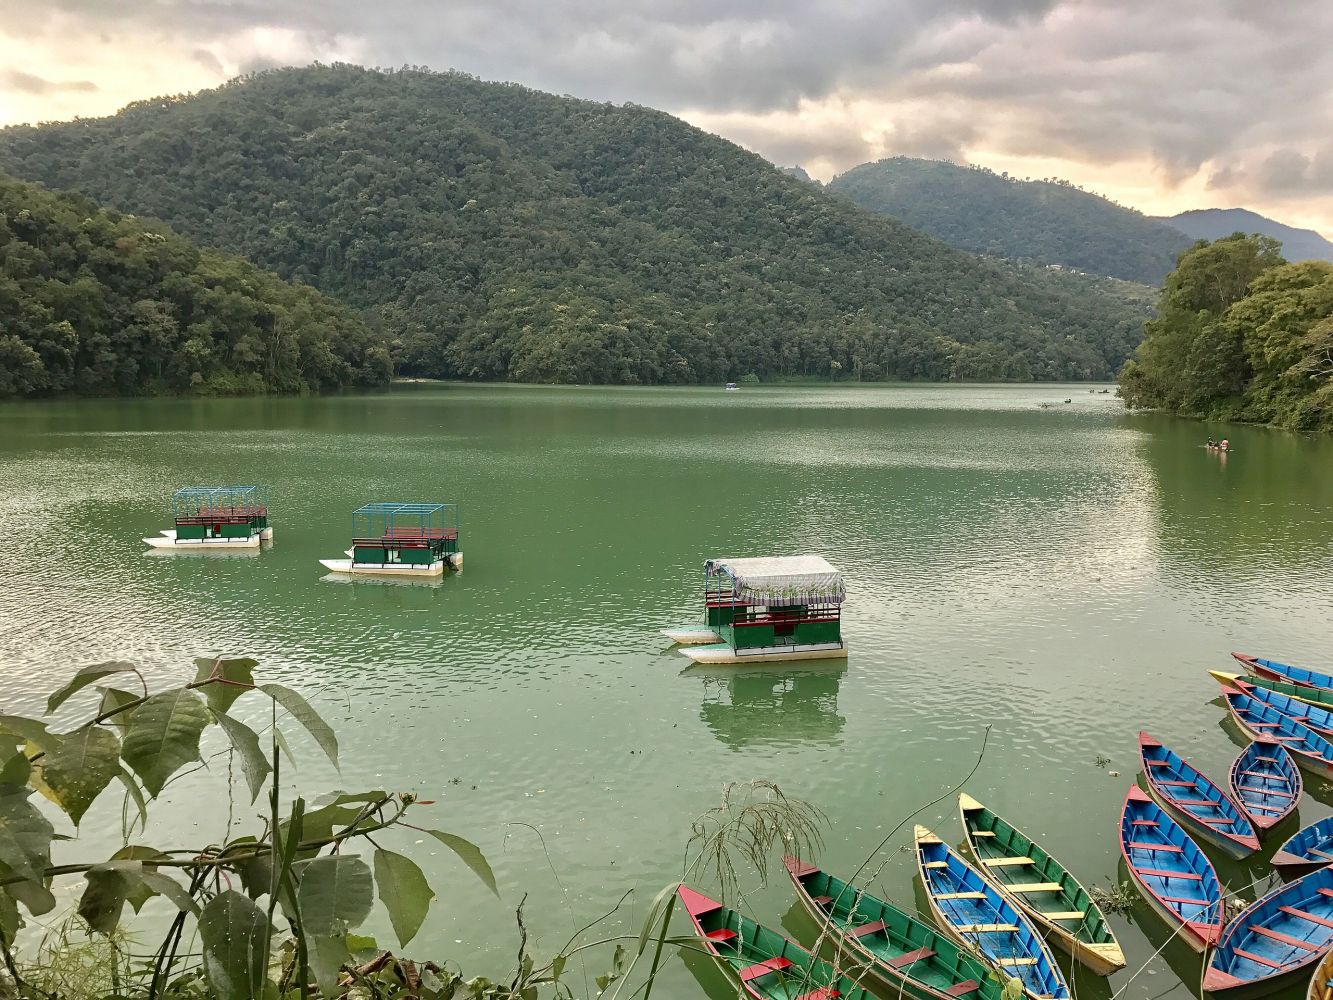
199 890 270 1000
36 726 120 825
193 657 258 714
426 830 498 897
307 932 351 996
47 662 137 714
96 687 141 730
345 932 379 961
0 889 18 943
78 860 141 934
550 955 567 982
111 846 170 912
211 711 271 802
259 684 338 767
282 802 363 855
312 790 387 809
116 766 149 837
0 863 54 916
121 688 210 797
293 855 373 938
0 716 58 753
373 848 433 947
140 870 200 914
222 837 273 901
0 752 30 787
0 787 53 881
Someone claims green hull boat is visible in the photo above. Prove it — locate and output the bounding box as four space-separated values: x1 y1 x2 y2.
959 794 1124 976
1213 670 1333 714
785 856 1005 1000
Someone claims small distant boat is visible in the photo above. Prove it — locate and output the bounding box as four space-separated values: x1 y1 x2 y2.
665 556 848 665
1273 818 1333 880
958 794 1124 975
1309 935 1333 1000
1217 683 1333 780
319 502 461 577
784 856 1005 1000
1138 732 1259 859
914 825 1070 999
1119 786 1224 952
676 885 871 1000
1203 865 1333 996
724 382 740 391
1228 739 1301 831
144 485 271 549
1233 653 1333 692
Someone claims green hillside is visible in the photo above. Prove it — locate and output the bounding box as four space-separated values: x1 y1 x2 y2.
0 173 389 398
0 65 1149 384
829 157 1192 284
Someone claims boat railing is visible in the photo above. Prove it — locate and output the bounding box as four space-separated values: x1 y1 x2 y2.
731 606 841 628
383 527 458 540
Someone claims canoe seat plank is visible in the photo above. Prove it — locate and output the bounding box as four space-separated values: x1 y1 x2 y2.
994 957 1037 967
1279 905 1333 929
1254 756 1280 763
1041 911 1087 920
788 860 820 878
955 924 1019 933
1232 947 1284 970
1197 817 1239 826
847 920 887 939
1146 759 1171 766
943 981 980 997
1318 885 1333 893
739 957 794 981
923 862 949 869
1309 851 1333 862
1128 842 1182 852
794 989 841 1000
1158 894 1208 905
1136 868 1202 880
1249 723 1281 729
1247 804 1286 814
1130 820 1159 827
1007 882 1064 893
937 892 987 900
972 831 996 837
1252 926 1320 951
1156 780 1197 788
1171 798 1222 807
706 928 737 942
982 857 1034 867
810 895 834 907
885 946 935 969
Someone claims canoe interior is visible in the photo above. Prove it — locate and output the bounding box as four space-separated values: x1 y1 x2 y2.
1224 686 1333 772
1246 674 1333 712
916 833 1069 999
1247 657 1333 692
1276 818 1333 870
1310 946 1333 1000
961 801 1116 950
1230 741 1301 830
788 861 1001 1000
1119 789 1223 942
1207 865 1333 992
677 887 868 1000
1242 682 1333 741
1140 735 1258 853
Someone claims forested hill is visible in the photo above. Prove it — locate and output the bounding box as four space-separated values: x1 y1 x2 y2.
0 174 389 398
1161 209 1333 263
828 157 1192 284
0 65 1148 385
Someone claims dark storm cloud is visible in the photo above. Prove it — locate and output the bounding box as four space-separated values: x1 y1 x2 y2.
3 70 97 94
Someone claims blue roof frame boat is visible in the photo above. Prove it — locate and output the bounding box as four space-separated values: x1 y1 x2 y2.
319 502 462 577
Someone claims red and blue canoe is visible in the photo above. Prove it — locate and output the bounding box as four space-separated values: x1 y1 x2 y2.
1273 817 1333 880
1218 683 1333 780
1229 738 1301 832
1233 653 1333 692
1139 732 1259 859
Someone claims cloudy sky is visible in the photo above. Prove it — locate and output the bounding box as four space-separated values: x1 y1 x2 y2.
4 0 1333 234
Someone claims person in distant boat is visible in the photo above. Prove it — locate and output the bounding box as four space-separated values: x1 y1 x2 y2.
1220 438 1229 451
1206 438 1215 449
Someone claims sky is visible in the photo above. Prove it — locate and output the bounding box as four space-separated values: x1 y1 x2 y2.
3 0 1333 235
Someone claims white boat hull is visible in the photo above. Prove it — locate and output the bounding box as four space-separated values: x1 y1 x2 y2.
680 642 848 665
319 553 462 577
661 627 722 645
145 532 261 549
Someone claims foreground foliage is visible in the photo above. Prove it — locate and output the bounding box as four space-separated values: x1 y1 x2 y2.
1118 234 1333 431
0 64 1148 385
0 176 390 398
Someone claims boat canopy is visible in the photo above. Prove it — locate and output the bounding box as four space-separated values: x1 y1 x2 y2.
171 486 265 516
705 555 845 605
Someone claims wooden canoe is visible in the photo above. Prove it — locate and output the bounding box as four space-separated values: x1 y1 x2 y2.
783 857 1003 1000
1228 739 1301 831
957 794 1123 975
1138 732 1259 859
913 825 1070 1000
1218 683 1333 780
1225 677 1333 742
676 885 872 1000
1233 653 1333 692
1213 670 1333 712
1309 945 1333 1000
1204 865 1333 997
1118 786 1224 952
1274 817 1333 880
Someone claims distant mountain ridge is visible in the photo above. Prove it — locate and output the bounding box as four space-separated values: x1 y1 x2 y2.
1160 208 1333 263
827 157 1192 284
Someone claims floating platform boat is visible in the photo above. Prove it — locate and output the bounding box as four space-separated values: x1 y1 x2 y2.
783 856 1004 1000
1138 732 1259 859
958 794 1124 975
1118 786 1224 953
319 502 461 577
1273 818 1333 880
1233 653 1333 692
1203 865 1333 996
143 486 271 549
1228 739 1301 832
913 826 1070 1000
665 556 848 665
676 885 872 1000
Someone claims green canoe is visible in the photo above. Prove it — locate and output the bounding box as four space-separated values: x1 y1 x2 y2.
959 794 1124 975
1212 669 1333 712
785 856 1007 1000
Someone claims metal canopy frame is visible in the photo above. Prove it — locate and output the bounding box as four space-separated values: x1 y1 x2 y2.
352 502 458 540
171 486 266 519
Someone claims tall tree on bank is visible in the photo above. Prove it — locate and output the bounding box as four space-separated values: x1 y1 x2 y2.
1119 234 1333 431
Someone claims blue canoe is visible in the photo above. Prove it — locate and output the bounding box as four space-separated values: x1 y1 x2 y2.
1274 817 1333 880
1138 732 1259 859
1234 653 1333 692
1203 865 1333 996
914 825 1070 999
1228 678 1333 742
1218 683 1333 781
1119 786 1224 952
1229 738 1301 832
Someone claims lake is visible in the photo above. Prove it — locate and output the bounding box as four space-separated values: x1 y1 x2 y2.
2 383 1331 999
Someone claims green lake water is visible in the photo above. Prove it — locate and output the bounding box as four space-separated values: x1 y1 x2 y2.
2 383 1332 999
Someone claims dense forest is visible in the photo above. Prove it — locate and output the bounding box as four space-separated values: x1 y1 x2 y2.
1161 208 1333 263
0 64 1150 386
829 157 1192 284
0 175 390 398
1119 234 1333 431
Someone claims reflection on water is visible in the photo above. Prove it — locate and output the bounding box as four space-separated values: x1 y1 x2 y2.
690 664 846 750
